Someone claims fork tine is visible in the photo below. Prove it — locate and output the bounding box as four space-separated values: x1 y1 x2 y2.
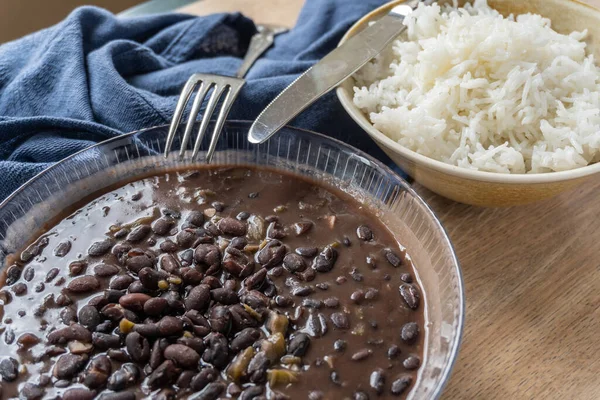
164 77 199 157
205 84 244 163
178 81 212 160
190 84 228 161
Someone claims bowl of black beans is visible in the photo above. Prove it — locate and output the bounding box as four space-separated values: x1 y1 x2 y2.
0 121 464 400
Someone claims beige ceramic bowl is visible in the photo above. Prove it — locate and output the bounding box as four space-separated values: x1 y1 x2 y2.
337 0 600 207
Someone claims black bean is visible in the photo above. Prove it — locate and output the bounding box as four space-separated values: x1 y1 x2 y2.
194 244 221 274
209 305 232 334
399 284 420 309
94 263 119 277
401 322 420 343
383 248 402 267
139 267 162 290
5 265 21 286
34 282 45 292
112 243 132 260
159 240 178 253
21 237 49 262
350 268 363 282
162 291 185 312
275 295 293 307
266 221 287 240
230 328 261 353
152 217 176 236
109 275 134 290
248 192 258 199
353 391 369 400
202 332 229 369
350 289 365 304
67 275 100 293
104 289 126 303
125 254 153 273
234 211 250 221
211 288 239 305
333 339 347 352
194 381 226 400
11 283 27 296
91 332 120 350
391 375 412 395
107 363 140 391
44 267 59 283
369 369 385 394
330 371 342 385
403 355 420 370
311 246 338 273
51 239 72 257
99 392 135 400
114 228 130 239
216 217 246 236
177 370 196 389
400 273 413 283
62 388 96 400
351 348 372 361
177 337 205 354
185 211 205 227
47 324 92 344
283 253 306 272
288 333 310 356
142 297 167 316
78 305 101 330
127 280 147 294
53 353 87 379
185 284 211 312
241 290 270 309
295 247 318 257
255 240 286 269
208 201 224 212
147 360 179 390
23 266 35 282
0 357 18 382
223 248 254 278
89 239 114 256
147 338 166 370
244 267 267 290
107 349 130 362
356 225 373 241
240 385 264 400
125 332 150 363
164 344 200 368
190 367 219 391
82 354 112 389
247 351 269 384
119 293 151 312
330 312 350 329
4 329 15 345
291 285 313 297
302 299 322 309
365 288 379 300
157 316 183 336
387 345 400 359
20 382 45 400
125 225 150 243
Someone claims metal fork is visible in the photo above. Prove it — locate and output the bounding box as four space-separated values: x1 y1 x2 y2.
164 24 288 163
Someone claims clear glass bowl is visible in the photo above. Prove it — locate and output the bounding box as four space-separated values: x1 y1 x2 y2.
0 121 464 399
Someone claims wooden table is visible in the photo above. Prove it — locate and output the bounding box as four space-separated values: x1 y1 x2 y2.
182 1 600 398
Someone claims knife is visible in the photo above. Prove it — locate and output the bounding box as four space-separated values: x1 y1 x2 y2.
248 0 428 144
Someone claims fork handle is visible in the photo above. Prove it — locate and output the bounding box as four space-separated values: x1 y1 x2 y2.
236 25 287 78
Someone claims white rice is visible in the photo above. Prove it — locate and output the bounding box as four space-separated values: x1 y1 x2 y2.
352 0 600 173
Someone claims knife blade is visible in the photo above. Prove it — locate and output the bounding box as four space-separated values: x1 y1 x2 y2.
248 1 424 144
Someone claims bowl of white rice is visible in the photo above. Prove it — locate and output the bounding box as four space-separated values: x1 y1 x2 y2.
336 0 600 206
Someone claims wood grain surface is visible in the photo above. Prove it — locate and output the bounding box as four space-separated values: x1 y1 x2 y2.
181 1 600 398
